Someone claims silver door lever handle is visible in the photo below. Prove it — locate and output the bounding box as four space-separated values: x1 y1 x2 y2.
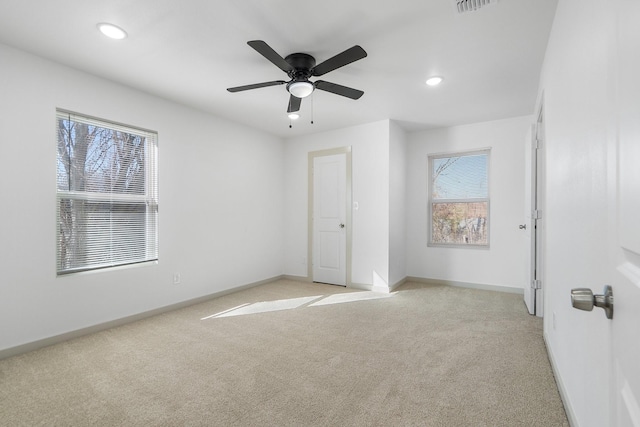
570 285 613 319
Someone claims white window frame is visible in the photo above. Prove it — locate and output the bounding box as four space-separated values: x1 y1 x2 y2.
428 148 490 249
56 110 158 275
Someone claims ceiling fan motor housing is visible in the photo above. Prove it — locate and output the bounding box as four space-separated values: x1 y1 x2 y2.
284 53 316 81
284 53 316 98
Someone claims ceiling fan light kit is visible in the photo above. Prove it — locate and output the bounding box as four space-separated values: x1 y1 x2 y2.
287 81 314 98
227 40 367 124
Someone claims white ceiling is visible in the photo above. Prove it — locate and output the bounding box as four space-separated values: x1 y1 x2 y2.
0 0 558 138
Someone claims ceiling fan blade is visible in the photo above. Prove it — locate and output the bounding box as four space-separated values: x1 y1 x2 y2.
312 46 367 77
287 95 302 113
247 40 293 73
314 80 364 100
227 80 286 93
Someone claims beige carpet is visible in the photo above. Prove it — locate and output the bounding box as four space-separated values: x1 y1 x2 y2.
0 280 568 426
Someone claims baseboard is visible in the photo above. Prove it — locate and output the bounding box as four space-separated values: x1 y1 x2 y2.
284 275 382 291
286 274 400 292
348 281 372 291
0 275 285 360
406 276 524 295
285 273 406 293
390 276 408 291
544 332 578 427
282 274 312 283
348 277 407 293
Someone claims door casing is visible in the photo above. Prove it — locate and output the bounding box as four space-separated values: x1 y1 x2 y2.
307 147 352 286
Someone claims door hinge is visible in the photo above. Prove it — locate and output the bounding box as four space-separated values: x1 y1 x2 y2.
534 123 543 149
531 279 542 290
534 136 542 150
531 124 542 149
532 209 542 220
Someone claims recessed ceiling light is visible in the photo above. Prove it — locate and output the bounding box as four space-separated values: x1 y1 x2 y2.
288 112 300 120
426 76 443 86
97 23 128 40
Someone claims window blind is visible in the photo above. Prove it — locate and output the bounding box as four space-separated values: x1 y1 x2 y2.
56 110 158 274
428 149 490 247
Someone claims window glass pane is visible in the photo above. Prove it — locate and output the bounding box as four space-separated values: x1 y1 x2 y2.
432 154 488 199
56 110 158 274
429 150 490 247
431 202 488 245
57 118 148 195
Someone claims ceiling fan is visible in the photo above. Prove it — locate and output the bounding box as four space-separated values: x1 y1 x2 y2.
227 40 367 116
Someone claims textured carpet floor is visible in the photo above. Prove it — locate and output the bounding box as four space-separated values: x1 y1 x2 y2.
0 280 568 426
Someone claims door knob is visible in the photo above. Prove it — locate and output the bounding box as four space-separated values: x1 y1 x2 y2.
519 224 527 230
339 223 345 229
570 285 613 319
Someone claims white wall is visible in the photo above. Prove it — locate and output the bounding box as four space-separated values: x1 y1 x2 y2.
537 1 615 425
283 120 391 288
389 121 407 288
0 43 284 352
406 116 531 290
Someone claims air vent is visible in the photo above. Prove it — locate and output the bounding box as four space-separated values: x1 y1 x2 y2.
455 0 497 13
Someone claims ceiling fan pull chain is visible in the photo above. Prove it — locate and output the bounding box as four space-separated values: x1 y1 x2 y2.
311 93 314 125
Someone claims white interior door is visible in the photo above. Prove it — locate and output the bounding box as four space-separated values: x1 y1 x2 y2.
312 153 346 286
570 3 640 422
523 124 536 315
523 114 544 316
610 1 640 422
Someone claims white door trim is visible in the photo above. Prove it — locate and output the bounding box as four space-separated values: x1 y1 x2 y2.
534 100 545 318
523 123 537 315
308 147 352 286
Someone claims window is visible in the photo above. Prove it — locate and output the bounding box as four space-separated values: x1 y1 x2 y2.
428 149 489 247
56 110 158 274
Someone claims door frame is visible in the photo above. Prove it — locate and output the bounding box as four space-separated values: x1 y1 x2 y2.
534 101 545 317
523 123 537 314
307 147 352 285
524 99 546 316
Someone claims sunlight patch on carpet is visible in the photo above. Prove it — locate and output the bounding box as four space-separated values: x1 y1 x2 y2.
201 291 396 319
309 291 396 307
201 295 323 319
